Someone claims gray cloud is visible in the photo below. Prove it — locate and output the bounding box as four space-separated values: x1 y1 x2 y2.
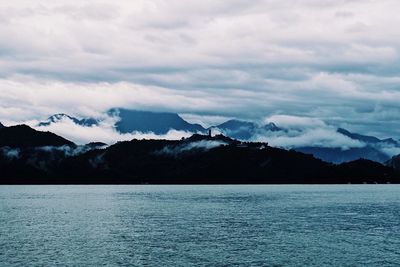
0 1 400 139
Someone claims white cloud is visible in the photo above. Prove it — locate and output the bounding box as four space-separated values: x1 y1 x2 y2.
0 77 221 121
265 115 326 130
0 1 400 139
252 128 365 150
29 116 193 145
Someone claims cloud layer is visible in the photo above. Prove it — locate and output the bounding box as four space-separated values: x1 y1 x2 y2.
1 1 400 138
31 116 193 145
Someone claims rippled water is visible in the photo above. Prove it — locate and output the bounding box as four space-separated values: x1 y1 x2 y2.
0 185 400 266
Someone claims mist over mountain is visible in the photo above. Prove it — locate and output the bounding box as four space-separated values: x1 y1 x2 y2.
291 128 400 164
38 114 99 127
0 126 398 184
337 128 400 146
211 120 281 140
294 146 390 164
27 109 400 164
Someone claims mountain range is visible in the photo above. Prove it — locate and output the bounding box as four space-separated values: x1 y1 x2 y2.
34 109 400 164
38 114 99 127
294 128 399 164
0 124 398 184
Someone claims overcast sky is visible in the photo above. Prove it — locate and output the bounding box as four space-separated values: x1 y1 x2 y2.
1 0 400 139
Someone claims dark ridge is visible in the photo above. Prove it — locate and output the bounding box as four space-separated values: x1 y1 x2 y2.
0 125 75 148
185 133 238 144
337 128 381 144
335 159 396 183
84 142 108 149
0 133 399 184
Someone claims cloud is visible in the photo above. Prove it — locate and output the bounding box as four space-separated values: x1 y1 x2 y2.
0 1 400 139
265 115 326 130
0 77 222 121
30 115 193 145
219 115 365 149
252 127 365 150
180 113 232 128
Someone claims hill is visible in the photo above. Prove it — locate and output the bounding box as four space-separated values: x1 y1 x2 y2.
0 125 75 148
0 132 399 184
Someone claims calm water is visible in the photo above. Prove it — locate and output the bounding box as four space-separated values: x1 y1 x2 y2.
0 185 400 266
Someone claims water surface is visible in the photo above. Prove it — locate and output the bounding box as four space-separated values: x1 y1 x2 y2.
0 185 399 266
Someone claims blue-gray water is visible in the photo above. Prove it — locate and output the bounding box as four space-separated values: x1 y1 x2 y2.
0 185 400 266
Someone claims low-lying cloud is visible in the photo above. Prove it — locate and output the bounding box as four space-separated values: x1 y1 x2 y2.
30 115 193 145
259 115 365 149
252 128 365 150
22 113 400 159
157 140 227 157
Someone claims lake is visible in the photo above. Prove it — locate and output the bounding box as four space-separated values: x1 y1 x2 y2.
0 185 399 266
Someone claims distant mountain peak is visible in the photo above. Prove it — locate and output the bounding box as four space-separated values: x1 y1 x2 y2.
0 122 5 128
213 119 282 140
263 122 281 131
38 114 98 127
109 108 206 134
337 128 381 144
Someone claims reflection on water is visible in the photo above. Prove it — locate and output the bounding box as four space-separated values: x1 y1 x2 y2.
1 185 400 266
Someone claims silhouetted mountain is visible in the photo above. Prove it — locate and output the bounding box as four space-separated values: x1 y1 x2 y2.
335 159 395 183
0 125 75 148
16 110 400 165
38 114 98 127
212 120 281 140
294 146 390 164
0 122 5 128
0 132 399 184
386 154 400 171
109 109 205 134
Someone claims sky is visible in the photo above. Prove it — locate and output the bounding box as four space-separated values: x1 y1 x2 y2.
1 0 400 143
